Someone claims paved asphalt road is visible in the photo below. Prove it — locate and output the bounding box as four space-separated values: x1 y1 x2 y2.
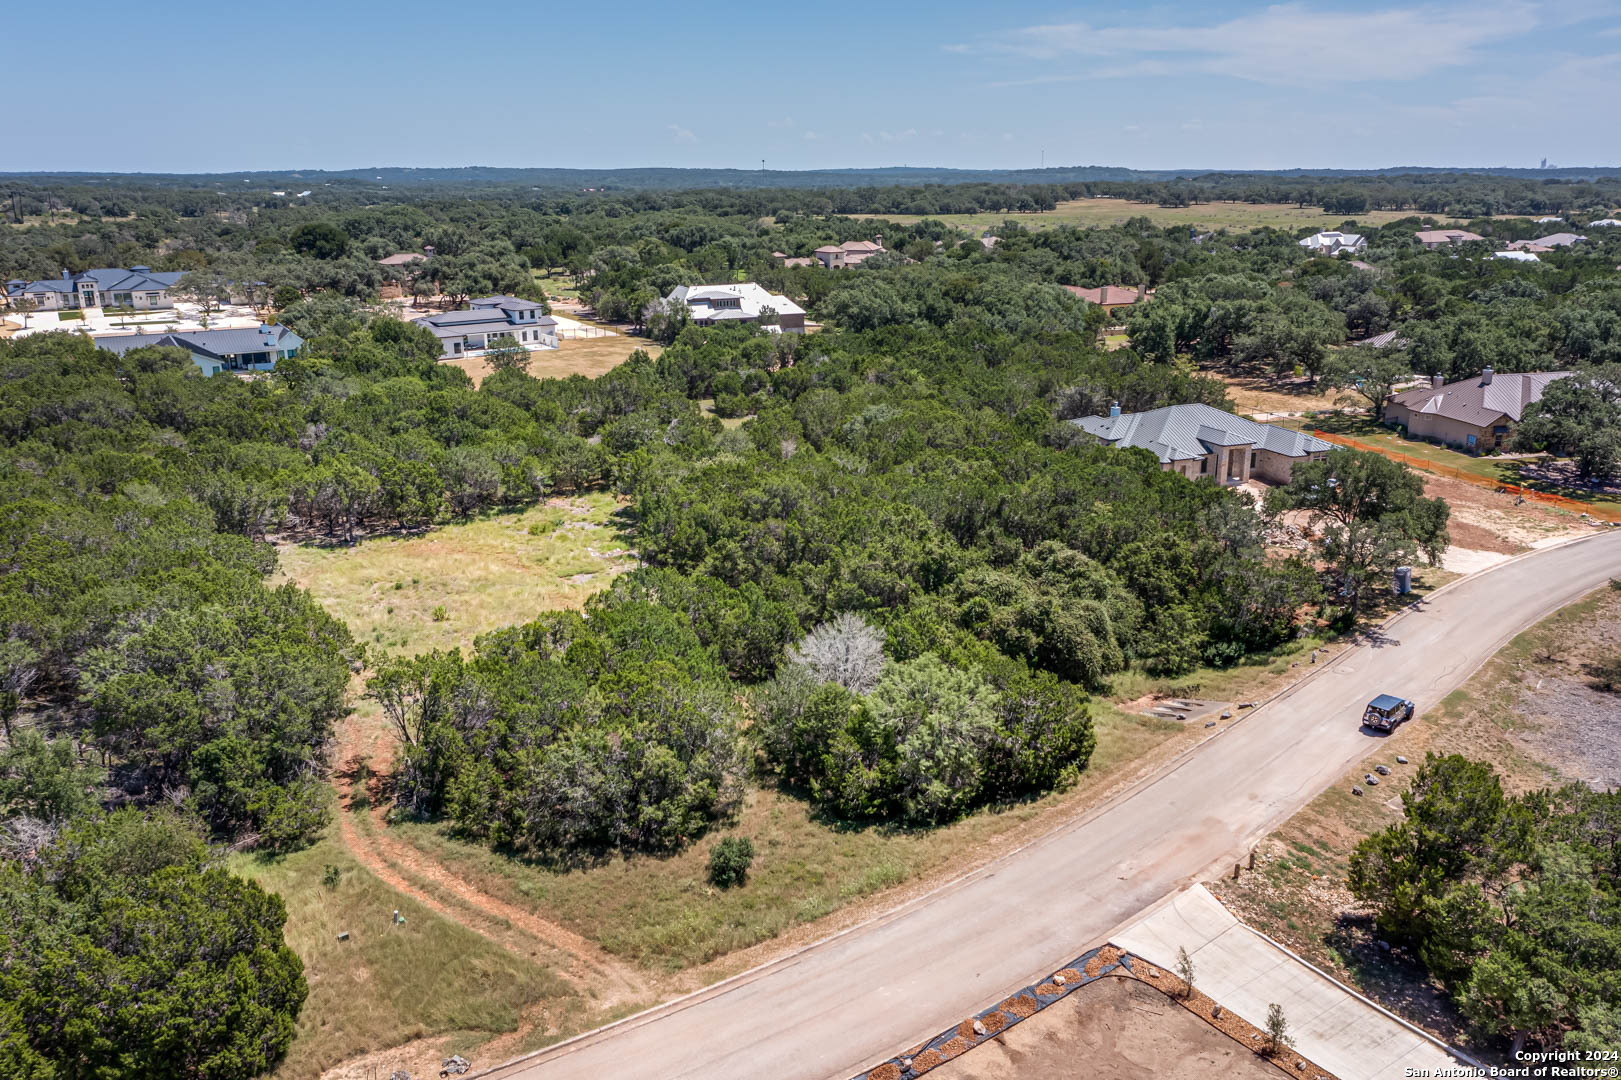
482 533 1621 1080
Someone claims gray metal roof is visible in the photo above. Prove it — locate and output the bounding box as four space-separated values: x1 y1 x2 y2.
95 324 303 359
1071 403 1332 464
469 295 544 310
1387 371 1571 427
6 267 183 298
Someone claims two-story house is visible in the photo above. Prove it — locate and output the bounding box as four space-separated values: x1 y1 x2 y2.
413 296 559 358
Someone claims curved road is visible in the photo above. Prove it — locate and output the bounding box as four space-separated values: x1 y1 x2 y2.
482 532 1621 1080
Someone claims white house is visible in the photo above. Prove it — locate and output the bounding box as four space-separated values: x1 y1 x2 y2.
1588 218 1621 227
5 266 184 311
413 296 558 359
1491 251 1541 262
664 283 805 332
1299 231 1366 255
93 324 304 375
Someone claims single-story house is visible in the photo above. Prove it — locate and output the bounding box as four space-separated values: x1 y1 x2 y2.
1588 219 1621 227
812 238 885 269
1503 241 1554 253
1299 230 1366 255
1061 284 1144 313
1414 229 1485 249
413 295 558 359
93 323 304 375
1520 232 1585 248
6 266 184 311
664 283 805 332
1492 251 1541 262
377 252 428 267
1533 216 1564 224
1384 368 1571 451
1071 402 1333 484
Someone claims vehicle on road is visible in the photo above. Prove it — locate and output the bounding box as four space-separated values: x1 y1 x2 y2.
1362 693 1415 731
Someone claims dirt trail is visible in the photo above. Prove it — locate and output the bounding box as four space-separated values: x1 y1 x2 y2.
333 717 653 1013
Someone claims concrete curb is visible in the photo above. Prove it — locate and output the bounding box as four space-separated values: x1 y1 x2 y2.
462 532 1617 1080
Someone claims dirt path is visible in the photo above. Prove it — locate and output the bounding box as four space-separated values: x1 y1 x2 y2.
332 716 654 1013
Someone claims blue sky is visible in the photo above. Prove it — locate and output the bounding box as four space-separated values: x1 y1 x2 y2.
11 0 1621 172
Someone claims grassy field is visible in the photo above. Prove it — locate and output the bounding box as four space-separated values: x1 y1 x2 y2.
532 270 581 302
848 197 1441 233
231 832 571 1080
378 704 1188 972
444 334 660 387
274 495 635 658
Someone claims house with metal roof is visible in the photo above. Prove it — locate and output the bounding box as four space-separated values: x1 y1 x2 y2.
5 266 184 311
1071 402 1333 484
1299 230 1366 255
412 296 559 359
92 323 304 375
664 283 805 332
1384 368 1571 452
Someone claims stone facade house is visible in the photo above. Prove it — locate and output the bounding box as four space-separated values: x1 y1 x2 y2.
1071 402 1332 484
1384 369 1571 451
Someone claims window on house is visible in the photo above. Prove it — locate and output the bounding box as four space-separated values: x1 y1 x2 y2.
1199 458 1210 474
1250 452 1257 470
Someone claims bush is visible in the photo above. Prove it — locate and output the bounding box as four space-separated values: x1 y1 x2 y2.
431 605 448 622
708 836 755 888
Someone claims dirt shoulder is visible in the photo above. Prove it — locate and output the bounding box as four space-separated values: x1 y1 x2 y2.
1206 583 1621 1063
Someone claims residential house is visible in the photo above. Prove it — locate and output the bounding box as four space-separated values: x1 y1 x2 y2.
377 252 428 267
1383 368 1571 451
1533 216 1564 224
1503 241 1554 253
1414 228 1485 249
1588 219 1621 227
1518 232 1585 248
1491 251 1541 262
1298 230 1367 255
664 283 805 332
93 324 304 375
5 266 183 311
1061 284 1144 314
1070 402 1333 484
1357 329 1409 349
812 238 884 269
413 296 558 359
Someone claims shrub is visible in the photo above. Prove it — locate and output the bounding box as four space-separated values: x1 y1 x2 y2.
322 864 342 889
431 605 448 622
708 836 755 888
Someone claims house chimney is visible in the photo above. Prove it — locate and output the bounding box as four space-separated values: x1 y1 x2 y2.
1109 401 1121 418
1431 374 1445 389
1481 366 1494 385
875 234 883 250
62 269 71 281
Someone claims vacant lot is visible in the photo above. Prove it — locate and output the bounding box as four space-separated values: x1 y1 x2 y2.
231 834 573 1080
274 495 635 658
1208 583 1621 1062
928 975 1286 1080
849 197 1438 233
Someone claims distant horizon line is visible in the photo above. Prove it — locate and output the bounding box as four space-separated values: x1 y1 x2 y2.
4 162 1620 179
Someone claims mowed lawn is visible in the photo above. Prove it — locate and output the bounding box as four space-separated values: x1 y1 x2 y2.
274 494 636 657
231 834 572 1080
848 197 1442 233
1298 414 1621 520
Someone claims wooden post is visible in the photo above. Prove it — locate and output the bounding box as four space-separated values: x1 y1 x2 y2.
1248 849 1256 871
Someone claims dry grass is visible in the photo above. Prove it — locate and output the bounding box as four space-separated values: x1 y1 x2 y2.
230 833 572 1080
442 335 660 388
848 197 1439 233
377 706 1189 972
1207 585 1621 1061
273 495 635 658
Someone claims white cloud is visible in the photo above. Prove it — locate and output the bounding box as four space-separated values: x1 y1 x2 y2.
667 123 697 143
957 1 1541 86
